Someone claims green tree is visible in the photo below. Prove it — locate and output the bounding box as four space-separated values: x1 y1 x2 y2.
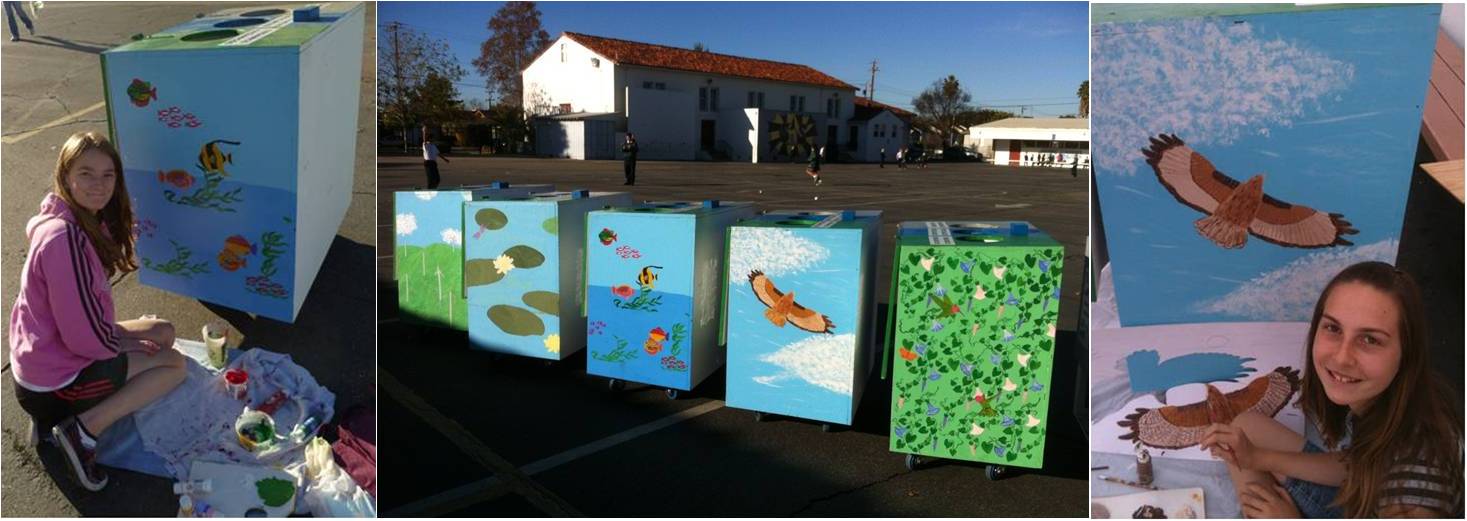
692 42 708 52
472 2 551 107
912 75 974 148
1077 80 1089 118
378 22 466 151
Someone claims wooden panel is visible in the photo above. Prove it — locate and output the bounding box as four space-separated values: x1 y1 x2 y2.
1422 30 1465 161
1422 160 1465 203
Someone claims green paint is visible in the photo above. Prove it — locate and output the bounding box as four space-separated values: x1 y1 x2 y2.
888 234 1063 470
162 170 244 213
503 245 545 268
141 239 210 277
542 216 558 235
488 305 545 336
396 244 469 329
522 291 560 316
464 258 507 287
105 4 361 52
475 208 509 231
255 477 294 507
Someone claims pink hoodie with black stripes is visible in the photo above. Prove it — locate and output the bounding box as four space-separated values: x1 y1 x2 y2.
8 193 124 391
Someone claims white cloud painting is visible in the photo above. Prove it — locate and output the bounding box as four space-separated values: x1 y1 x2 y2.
727 228 830 280
1198 238 1399 320
756 334 856 396
395 213 417 236
440 228 462 246
414 191 438 201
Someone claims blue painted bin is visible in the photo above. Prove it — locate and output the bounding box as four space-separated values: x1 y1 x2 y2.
393 183 553 330
723 210 883 425
463 191 633 360
584 200 759 395
101 3 365 322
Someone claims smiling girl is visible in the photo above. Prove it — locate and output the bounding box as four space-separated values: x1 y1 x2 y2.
1201 261 1463 517
8 132 186 491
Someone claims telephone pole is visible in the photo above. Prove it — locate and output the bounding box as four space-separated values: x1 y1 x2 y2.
867 60 879 100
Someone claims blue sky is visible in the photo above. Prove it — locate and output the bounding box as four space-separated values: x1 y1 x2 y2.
379 1 1089 116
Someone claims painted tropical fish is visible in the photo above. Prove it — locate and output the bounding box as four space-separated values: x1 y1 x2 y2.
598 228 618 245
643 326 668 355
157 169 195 190
611 284 636 299
198 140 241 174
636 265 662 289
127 79 157 107
217 234 257 272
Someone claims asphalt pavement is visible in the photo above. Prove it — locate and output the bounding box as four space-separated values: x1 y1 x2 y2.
1 3 377 516
376 154 1092 516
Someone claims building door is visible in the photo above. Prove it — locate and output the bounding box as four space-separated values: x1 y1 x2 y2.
701 120 715 151
826 125 837 150
1009 140 1022 163
848 125 859 151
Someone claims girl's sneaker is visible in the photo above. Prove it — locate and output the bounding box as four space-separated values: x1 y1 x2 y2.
52 417 107 491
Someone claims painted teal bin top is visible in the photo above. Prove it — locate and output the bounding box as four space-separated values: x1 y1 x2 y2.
597 200 756 218
105 2 363 53
736 210 883 230
896 221 1059 249
1091 3 1410 24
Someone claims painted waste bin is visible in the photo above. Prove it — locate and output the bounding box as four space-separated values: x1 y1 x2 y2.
393 183 554 330
584 201 759 398
723 210 883 426
101 3 365 322
885 221 1064 475
464 191 633 360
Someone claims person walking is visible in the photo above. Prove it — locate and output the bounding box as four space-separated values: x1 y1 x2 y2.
621 133 639 186
421 125 448 189
805 146 824 185
5 1 35 42
879 148 886 168
896 147 906 170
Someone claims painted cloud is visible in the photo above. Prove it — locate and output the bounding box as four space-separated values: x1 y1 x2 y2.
415 191 438 201
441 228 462 246
728 228 830 279
1198 238 1398 321
757 334 855 396
1092 18 1354 175
395 213 417 236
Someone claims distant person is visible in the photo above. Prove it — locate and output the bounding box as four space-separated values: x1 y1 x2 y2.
621 133 638 186
879 148 886 168
10 132 186 491
5 1 35 42
421 125 448 189
805 146 823 185
896 147 905 170
1071 157 1079 178
919 149 928 169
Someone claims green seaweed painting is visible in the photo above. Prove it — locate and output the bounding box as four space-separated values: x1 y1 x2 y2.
611 285 662 311
659 322 688 372
245 226 290 299
141 239 209 277
591 335 639 363
163 169 244 212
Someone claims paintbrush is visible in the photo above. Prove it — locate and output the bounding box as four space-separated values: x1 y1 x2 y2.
1098 475 1158 491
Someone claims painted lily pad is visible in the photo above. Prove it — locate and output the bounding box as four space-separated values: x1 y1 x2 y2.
475 208 508 230
522 291 560 316
542 216 558 235
489 304 545 336
255 477 295 507
503 245 545 268
464 259 506 286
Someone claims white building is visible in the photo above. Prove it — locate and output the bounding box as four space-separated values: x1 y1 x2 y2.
523 32 878 162
848 97 913 163
966 117 1090 168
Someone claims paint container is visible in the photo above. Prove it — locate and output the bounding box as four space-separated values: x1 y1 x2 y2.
223 369 248 400
1137 448 1154 485
202 322 228 369
177 495 194 517
235 409 276 452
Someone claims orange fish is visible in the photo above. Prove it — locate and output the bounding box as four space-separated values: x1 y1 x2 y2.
157 169 194 190
644 326 668 355
217 235 256 271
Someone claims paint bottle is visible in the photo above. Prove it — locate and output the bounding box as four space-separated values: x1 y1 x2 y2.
202 322 229 369
1137 448 1154 486
177 495 194 517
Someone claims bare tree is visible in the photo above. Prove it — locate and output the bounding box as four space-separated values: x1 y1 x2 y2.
472 2 551 107
912 75 973 148
379 22 466 151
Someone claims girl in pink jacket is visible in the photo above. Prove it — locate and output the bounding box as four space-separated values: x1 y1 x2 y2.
9 132 186 491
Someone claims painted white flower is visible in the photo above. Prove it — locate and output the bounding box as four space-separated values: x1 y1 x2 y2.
440 228 462 246
395 213 418 236
992 265 1007 280
1003 378 1017 392
493 254 516 275
415 191 438 201
920 256 935 272
1026 414 1041 428
1017 353 1031 367
973 283 987 301
970 423 985 436
1046 323 1056 338
544 334 560 354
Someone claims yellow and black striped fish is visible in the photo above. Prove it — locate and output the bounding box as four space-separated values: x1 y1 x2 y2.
637 265 662 290
198 139 240 174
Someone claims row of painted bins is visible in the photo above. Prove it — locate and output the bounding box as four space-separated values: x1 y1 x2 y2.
392 186 1065 470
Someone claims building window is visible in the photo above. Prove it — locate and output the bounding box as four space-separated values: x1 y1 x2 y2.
798 96 806 113
591 58 600 68
643 81 654 89
559 103 571 113
756 92 764 108
655 82 666 90
710 87 719 111
747 91 765 109
560 44 566 63
828 97 840 118
790 95 797 112
699 87 708 111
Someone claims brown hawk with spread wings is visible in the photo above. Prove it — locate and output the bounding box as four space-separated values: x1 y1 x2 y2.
747 270 835 334
1118 367 1300 450
1143 134 1358 249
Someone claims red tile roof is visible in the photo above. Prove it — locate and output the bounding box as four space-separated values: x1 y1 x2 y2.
854 97 915 118
558 32 856 91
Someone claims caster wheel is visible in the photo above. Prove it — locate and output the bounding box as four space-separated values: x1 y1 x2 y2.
904 453 922 471
985 464 1007 481
753 411 767 422
821 423 834 433
665 388 680 400
608 379 625 392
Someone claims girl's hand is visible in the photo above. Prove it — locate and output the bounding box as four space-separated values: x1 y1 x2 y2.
1239 482 1300 518
1201 423 1262 470
122 338 162 355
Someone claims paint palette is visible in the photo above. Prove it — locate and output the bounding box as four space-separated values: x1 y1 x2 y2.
186 460 298 517
723 210 883 425
584 200 758 392
102 3 366 322
886 221 1064 469
394 183 553 330
463 190 633 359
1092 487 1206 519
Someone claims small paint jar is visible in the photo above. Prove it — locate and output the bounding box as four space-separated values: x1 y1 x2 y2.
224 369 248 400
1137 448 1154 485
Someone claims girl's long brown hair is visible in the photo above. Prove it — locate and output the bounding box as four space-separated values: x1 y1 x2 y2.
52 132 138 280
1300 261 1463 517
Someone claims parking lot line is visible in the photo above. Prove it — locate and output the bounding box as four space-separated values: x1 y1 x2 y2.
1 101 105 144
